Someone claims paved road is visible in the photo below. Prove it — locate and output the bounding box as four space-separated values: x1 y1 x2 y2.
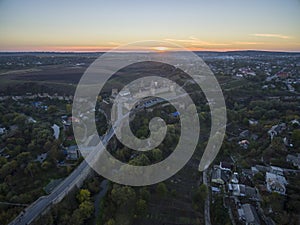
203 169 211 225
9 130 114 225
9 93 190 225
93 180 109 225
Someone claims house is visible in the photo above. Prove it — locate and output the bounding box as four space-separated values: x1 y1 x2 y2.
240 130 250 138
68 116 80 123
242 169 254 179
286 154 300 169
238 68 256 77
231 172 239 184
110 88 131 102
51 124 60 140
221 170 232 184
238 140 250 149
27 117 37 123
283 137 293 147
266 172 287 195
211 164 233 185
211 186 221 193
291 119 300 127
253 165 269 173
0 127 6 135
267 123 286 140
32 101 42 108
240 204 261 225
251 166 259 175
119 90 131 97
65 145 81 160
171 111 180 118
32 101 48 110
276 71 289 79
61 115 69 123
270 166 284 176
110 89 118 100
245 186 260 201
35 153 47 163
61 115 71 130
228 184 246 197
211 166 225 185
219 162 233 171
249 119 258 126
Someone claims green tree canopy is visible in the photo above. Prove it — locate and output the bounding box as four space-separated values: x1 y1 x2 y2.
156 182 168 197
77 189 91 203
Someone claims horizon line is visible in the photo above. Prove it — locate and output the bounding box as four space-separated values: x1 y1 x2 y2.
1 49 300 54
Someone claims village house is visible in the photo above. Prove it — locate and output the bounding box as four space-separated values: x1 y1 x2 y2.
230 184 259 201
211 166 225 185
286 154 300 169
35 153 47 163
267 123 286 140
290 119 300 127
0 127 6 135
265 172 287 195
231 172 239 184
238 140 250 149
65 145 81 160
283 137 293 147
219 161 233 171
51 124 60 140
211 163 233 185
240 130 250 138
248 119 258 126
270 166 284 176
238 204 261 225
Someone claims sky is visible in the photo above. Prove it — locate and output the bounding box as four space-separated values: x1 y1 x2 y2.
0 0 300 52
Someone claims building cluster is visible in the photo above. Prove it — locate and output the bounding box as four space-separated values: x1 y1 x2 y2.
236 67 257 78
236 128 259 150
0 93 73 102
210 161 291 225
211 161 262 225
109 80 179 122
267 123 286 140
63 145 81 161
265 167 288 195
286 154 300 169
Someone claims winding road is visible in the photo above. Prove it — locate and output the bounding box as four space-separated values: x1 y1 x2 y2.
9 92 197 225
9 129 114 225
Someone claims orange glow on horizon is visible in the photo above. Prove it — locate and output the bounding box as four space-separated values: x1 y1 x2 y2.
1 44 300 53
152 46 169 52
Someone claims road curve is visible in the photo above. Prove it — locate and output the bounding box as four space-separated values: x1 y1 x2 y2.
9 131 114 225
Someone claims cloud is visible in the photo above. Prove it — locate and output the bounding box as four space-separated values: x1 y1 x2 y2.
165 37 231 47
234 41 264 45
251 33 291 39
107 41 122 46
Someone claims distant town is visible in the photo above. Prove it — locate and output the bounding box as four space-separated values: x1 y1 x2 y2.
0 51 299 225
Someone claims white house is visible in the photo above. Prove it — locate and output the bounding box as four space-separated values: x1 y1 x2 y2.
270 166 284 176
52 124 60 140
266 172 287 195
219 162 232 171
249 119 258 126
0 127 6 135
268 123 286 140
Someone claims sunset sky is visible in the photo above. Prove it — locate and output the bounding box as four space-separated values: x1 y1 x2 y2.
0 0 300 52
